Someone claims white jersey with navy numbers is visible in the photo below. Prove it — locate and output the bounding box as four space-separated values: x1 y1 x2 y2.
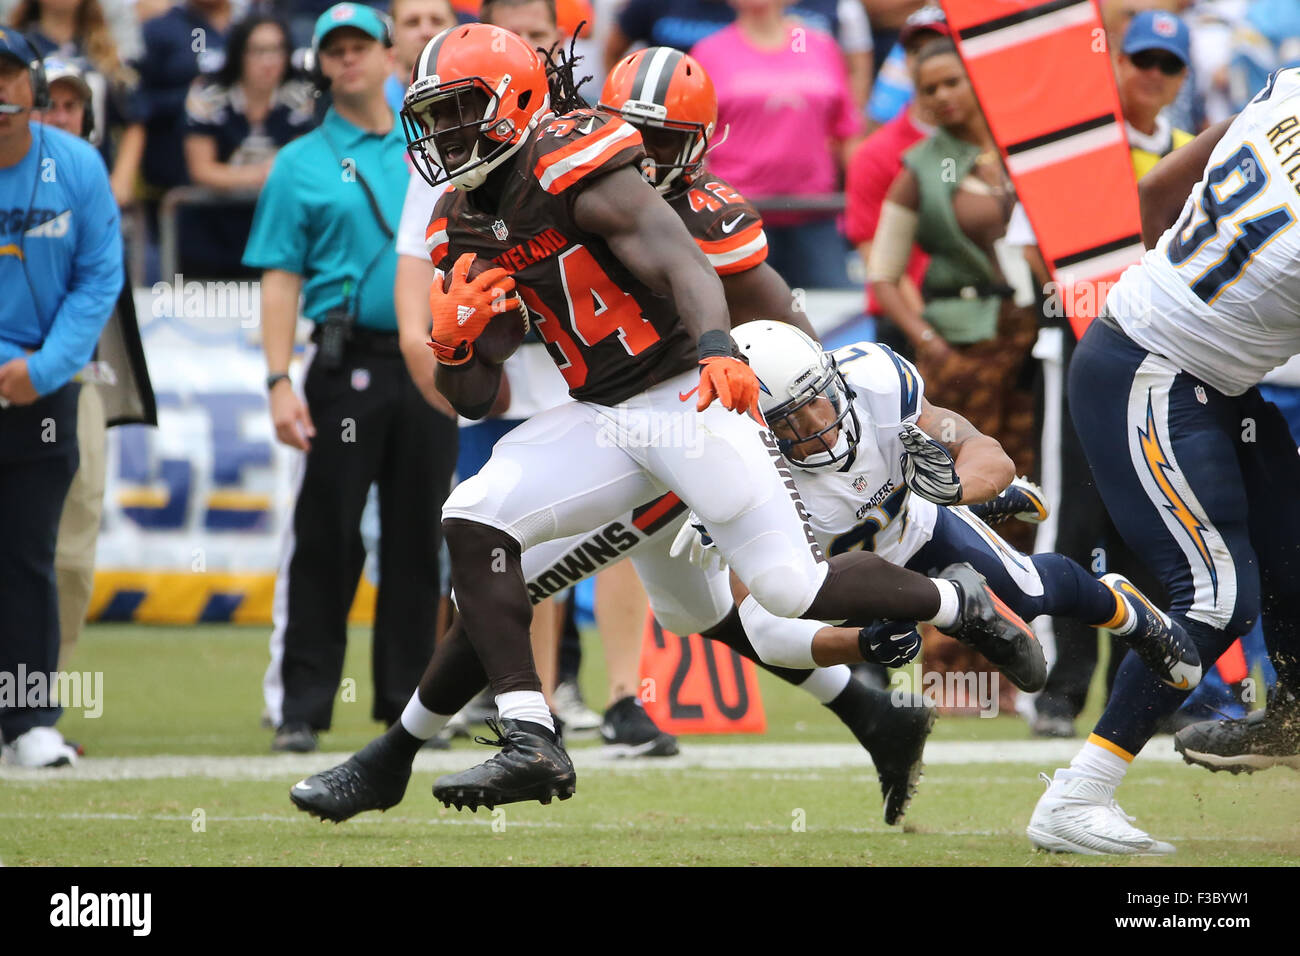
791 342 939 565
1106 67 1300 396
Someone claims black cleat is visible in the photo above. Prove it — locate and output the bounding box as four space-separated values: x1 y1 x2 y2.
842 691 936 825
600 696 679 757
1174 691 1300 774
938 563 1046 692
967 476 1049 526
289 743 412 823
433 717 576 811
1101 573 1202 690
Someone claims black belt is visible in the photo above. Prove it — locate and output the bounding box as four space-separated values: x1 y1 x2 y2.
1095 307 1126 336
923 281 1016 301
310 323 401 356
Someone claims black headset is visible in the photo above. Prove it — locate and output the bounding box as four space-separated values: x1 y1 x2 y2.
43 61 96 138
7 31 51 110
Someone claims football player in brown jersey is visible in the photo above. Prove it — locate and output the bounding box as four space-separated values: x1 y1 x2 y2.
289 23 1041 819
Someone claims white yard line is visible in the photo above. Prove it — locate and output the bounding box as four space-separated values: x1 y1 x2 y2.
0 810 1282 846
0 739 1193 782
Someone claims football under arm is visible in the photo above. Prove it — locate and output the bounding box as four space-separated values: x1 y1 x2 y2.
721 261 819 340
915 398 1014 504
1139 116 1235 249
573 165 733 346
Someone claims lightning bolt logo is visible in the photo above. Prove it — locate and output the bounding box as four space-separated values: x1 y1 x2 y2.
1136 391 1218 600
0 243 23 260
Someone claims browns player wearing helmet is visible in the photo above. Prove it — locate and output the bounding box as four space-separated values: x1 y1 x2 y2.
288 22 1042 820
599 46 816 339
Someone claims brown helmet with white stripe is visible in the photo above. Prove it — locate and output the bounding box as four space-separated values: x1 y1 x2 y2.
599 46 717 196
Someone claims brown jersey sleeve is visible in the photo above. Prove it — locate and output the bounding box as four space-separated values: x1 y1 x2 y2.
426 188 462 273
531 110 647 197
670 175 769 276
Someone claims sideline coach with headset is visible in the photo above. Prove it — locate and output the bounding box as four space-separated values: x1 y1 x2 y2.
0 31 122 766
245 3 457 753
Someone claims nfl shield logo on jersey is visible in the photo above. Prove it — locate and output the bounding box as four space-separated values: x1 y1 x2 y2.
492 219 509 241
853 476 868 493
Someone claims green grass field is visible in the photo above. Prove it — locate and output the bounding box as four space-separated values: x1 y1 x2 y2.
2 624 1297 866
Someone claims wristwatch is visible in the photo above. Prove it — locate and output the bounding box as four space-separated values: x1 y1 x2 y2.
266 372 291 392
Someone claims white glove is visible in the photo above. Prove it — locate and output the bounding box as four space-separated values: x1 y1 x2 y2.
899 422 963 506
669 512 728 572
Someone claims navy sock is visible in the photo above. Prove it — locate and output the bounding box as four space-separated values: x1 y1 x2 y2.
1091 617 1236 755
1030 552 1116 624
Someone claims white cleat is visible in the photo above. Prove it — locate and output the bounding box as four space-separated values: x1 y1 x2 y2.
1026 770 1175 855
0 726 78 768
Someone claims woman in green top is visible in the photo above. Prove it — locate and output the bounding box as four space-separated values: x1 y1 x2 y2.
867 37 1037 491
866 38 1038 712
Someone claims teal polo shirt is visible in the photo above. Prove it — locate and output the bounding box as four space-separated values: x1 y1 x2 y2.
243 106 408 330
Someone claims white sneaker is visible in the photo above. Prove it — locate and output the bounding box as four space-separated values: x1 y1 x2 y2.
1 726 78 768
1026 770 1174 855
552 681 601 734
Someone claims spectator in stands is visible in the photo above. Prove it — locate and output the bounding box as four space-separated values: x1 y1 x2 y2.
1228 0 1300 111
863 3 944 132
1116 9 1194 177
869 38 1035 476
7 0 145 204
868 39 1037 712
0 33 123 766
691 0 862 289
182 13 315 277
132 0 230 264
607 0 873 112
384 0 455 110
844 4 947 358
37 53 94 135
1184 0 1248 126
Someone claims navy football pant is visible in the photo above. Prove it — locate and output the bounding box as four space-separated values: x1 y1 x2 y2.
1069 319 1300 756
0 385 79 742
908 506 1117 628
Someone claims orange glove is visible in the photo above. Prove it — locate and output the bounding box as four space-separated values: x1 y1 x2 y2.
428 252 522 365
696 355 761 418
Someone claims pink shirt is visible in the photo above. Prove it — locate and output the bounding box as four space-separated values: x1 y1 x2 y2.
691 23 861 225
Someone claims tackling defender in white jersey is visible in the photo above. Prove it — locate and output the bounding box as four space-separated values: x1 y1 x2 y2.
668 323 1199 697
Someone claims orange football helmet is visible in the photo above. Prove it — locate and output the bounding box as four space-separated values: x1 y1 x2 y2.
599 47 717 195
402 23 551 191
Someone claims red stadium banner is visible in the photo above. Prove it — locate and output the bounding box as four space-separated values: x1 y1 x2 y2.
943 0 1144 338
640 610 767 735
